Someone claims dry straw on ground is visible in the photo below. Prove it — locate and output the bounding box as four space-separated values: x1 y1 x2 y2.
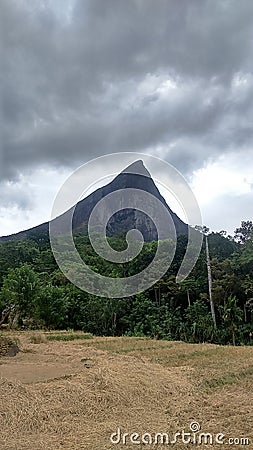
0 334 252 449
29 332 47 344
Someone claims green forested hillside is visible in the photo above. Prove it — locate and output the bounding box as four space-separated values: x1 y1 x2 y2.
0 221 252 346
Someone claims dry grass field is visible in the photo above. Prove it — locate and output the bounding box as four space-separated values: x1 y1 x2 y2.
0 332 253 449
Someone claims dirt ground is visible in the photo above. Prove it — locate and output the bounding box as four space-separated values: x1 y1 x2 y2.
0 333 252 450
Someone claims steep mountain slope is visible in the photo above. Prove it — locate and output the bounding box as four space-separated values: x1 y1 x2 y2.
0 160 188 242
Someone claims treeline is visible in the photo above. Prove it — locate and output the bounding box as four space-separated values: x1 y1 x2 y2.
0 221 252 345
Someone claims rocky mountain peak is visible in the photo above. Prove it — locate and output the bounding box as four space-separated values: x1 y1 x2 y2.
0 160 188 242
121 160 151 178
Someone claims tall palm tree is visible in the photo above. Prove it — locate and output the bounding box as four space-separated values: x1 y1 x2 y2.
205 234 216 327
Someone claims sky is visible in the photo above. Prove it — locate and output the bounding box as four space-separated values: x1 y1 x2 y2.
1 0 253 236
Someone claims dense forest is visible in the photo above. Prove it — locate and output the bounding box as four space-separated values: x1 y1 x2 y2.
0 220 252 346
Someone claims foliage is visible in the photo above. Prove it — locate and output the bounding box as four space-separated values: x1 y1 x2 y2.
184 299 215 343
0 264 39 323
0 221 252 345
221 296 243 346
234 221 253 243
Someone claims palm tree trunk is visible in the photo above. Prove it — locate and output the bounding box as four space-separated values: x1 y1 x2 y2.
244 304 247 322
187 290 191 307
206 235 216 327
232 329 236 346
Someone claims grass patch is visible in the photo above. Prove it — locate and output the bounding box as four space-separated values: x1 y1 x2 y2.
79 337 174 354
202 365 253 390
113 344 174 354
149 346 226 368
47 332 93 341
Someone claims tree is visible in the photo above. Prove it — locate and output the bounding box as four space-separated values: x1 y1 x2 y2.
195 226 216 327
36 284 69 329
184 299 215 343
222 296 243 346
0 240 39 285
0 264 39 328
207 232 238 260
180 278 200 307
234 221 253 243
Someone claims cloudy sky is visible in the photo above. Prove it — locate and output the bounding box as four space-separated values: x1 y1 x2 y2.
1 0 253 236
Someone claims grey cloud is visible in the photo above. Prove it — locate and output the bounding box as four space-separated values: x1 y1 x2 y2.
1 0 253 184
0 178 34 210
202 191 253 235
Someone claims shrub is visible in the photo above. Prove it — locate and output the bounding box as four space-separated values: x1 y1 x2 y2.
29 332 47 344
0 335 20 356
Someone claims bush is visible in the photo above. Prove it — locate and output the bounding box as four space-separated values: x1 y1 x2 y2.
0 335 20 356
29 332 47 344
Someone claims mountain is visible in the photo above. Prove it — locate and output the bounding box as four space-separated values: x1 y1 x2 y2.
0 160 188 242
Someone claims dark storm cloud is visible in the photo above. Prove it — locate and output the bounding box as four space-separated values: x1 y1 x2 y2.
1 0 253 181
